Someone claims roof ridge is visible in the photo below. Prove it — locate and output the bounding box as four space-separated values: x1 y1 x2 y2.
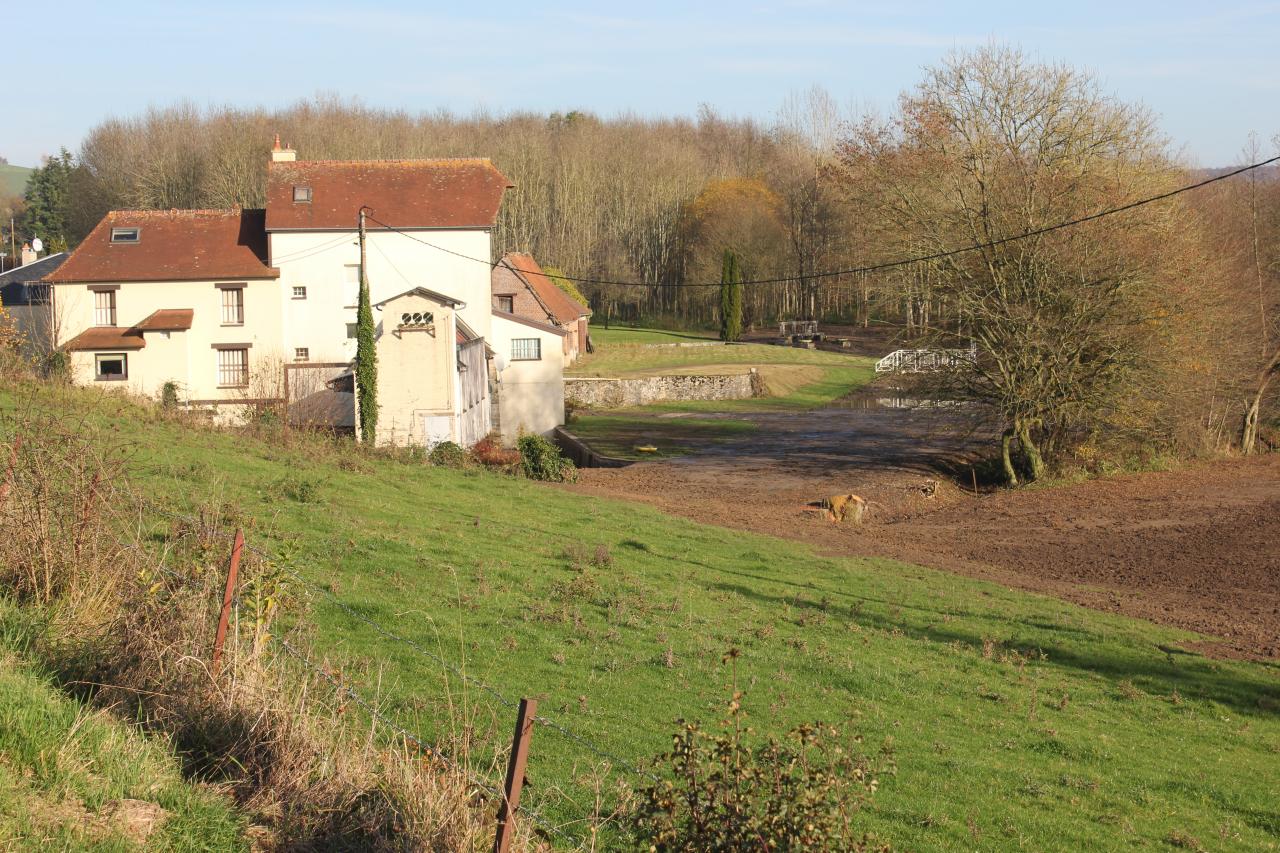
106 208 247 217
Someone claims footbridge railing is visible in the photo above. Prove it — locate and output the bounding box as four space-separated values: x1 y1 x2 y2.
875 345 977 374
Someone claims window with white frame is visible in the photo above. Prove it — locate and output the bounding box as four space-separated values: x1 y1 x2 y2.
109 227 140 243
294 347 309 362
93 290 116 326
217 348 249 387
511 338 541 361
220 286 244 325
343 265 361 308
292 285 307 299
94 353 127 381
293 186 312 203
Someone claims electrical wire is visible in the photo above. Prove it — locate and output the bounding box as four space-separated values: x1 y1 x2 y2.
365 154 1280 289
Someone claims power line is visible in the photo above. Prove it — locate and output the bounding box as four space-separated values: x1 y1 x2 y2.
367 154 1280 289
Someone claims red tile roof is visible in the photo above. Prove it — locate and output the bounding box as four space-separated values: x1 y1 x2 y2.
134 309 195 331
265 159 512 231
46 210 277 284
492 309 568 336
498 253 590 326
63 326 145 351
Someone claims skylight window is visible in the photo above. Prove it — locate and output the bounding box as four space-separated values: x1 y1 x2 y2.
293 186 312 203
110 227 140 243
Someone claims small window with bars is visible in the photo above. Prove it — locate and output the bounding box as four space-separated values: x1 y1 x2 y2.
94 290 116 326
220 286 244 325
511 338 541 361
292 286 307 299
217 348 249 387
294 347 309 362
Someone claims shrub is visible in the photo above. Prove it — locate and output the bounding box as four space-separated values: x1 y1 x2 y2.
470 433 521 470
518 434 576 482
44 349 70 382
631 653 889 852
160 380 180 409
428 440 467 468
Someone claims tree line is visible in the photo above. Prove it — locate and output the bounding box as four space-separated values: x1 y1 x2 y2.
11 45 1280 478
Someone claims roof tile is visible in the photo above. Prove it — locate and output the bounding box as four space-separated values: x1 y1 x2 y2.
46 210 277 284
266 159 511 231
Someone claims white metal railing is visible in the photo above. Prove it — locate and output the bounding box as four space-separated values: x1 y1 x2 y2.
875 345 977 374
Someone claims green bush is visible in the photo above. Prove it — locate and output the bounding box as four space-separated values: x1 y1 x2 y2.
160 381 180 409
631 658 889 852
44 349 70 382
427 441 467 468
517 434 576 482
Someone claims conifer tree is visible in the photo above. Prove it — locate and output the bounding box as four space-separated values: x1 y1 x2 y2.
719 249 743 342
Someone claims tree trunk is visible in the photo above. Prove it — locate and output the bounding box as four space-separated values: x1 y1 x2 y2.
1001 428 1018 486
1241 344 1280 454
1017 419 1045 482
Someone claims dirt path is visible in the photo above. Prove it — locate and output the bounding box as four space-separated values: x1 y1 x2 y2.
570 399 1280 661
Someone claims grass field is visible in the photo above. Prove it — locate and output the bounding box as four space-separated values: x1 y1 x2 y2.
0 606 246 850
567 331 877 457
0 164 33 200
18 388 1275 850
588 326 718 346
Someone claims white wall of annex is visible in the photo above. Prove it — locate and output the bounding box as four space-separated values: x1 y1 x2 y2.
270 228 494 366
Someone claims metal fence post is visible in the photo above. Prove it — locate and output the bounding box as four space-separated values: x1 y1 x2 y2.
494 697 537 853
211 528 244 678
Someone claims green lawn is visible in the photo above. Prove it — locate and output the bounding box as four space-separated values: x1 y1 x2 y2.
588 326 718 346
6 387 1280 850
0 609 246 851
0 164 33 200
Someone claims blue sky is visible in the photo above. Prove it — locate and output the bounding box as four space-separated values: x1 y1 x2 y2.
4 1 1277 167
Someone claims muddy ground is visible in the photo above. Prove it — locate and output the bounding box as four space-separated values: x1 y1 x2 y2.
570 393 1280 661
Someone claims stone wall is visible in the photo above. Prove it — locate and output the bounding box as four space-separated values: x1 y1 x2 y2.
565 371 762 409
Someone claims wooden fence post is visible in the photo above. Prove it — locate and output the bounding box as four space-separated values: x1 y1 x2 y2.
211 528 244 679
494 697 537 853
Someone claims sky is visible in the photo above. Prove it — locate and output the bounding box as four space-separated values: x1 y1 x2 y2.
4 1 1278 168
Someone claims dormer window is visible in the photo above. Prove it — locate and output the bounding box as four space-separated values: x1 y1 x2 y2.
293 186 312 203
110 227 140 243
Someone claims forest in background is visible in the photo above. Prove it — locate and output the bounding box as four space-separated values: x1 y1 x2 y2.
7 46 1280 476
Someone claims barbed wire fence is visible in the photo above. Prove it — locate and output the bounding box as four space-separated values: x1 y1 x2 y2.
140 502 657 849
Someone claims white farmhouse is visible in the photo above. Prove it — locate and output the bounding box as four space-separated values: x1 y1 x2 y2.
44 139 567 446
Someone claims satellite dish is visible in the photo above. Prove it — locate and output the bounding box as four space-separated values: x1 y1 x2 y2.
31 238 43 253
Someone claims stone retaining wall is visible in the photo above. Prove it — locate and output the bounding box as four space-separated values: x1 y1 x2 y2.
565 371 762 409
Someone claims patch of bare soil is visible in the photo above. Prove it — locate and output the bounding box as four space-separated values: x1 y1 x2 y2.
570 398 1280 661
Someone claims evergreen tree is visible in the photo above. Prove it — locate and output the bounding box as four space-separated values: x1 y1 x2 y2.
20 149 75 248
355 263 378 442
719 249 743 342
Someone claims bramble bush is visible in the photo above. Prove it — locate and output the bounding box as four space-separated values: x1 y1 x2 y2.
470 433 522 470
631 650 891 852
518 433 576 482
428 440 468 468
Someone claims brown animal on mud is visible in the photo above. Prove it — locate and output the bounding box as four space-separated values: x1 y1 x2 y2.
821 494 866 524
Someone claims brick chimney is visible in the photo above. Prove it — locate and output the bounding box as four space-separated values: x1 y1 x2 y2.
20 242 36 267
271 133 297 163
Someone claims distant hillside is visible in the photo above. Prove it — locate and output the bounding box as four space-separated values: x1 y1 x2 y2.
0 163 33 199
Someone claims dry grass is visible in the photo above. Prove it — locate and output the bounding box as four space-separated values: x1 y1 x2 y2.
0 386 551 852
